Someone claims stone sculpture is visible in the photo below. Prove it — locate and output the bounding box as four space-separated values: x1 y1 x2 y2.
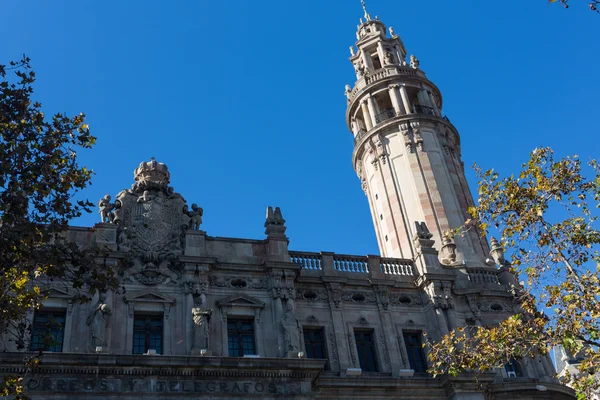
345 84 352 99
191 307 212 354
108 158 189 285
86 293 112 349
349 46 355 56
282 301 300 353
384 49 394 65
389 26 396 37
188 204 203 231
98 195 114 223
410 54 420 69
439 235 457 266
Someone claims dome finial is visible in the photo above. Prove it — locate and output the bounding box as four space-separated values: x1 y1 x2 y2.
360 0 372 21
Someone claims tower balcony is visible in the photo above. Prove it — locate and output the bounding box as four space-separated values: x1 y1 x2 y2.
347 66 426 103
353 105 447 146
412 104 436 116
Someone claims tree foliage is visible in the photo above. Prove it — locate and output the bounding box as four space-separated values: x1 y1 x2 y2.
550 0 599 13
0 57 116 398
427 147 600 399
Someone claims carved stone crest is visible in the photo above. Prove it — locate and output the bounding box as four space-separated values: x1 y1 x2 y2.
107 158 201 285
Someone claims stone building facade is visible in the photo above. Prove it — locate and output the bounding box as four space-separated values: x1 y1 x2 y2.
0 6 576 400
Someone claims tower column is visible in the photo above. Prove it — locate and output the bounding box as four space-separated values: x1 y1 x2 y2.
428 91 441 116
388 84 405 115
399 85 411 114
366 96 378 127
360 100 373 130
417 89 429 108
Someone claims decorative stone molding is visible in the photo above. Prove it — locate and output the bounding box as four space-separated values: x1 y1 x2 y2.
305 315 320 324
295 287 328 301
328 332 339 369
389 292 423 306
341 290 377 304
325 283 344 308
124 290 176 318
209 275 268 290
347 333 358 366
426 281 453 310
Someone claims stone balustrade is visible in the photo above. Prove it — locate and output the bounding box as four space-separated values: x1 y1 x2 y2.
349 66 425 102
289 252 323 270
333 255 369 273
467 268 501 286
290 251 415 279
380 258 414 276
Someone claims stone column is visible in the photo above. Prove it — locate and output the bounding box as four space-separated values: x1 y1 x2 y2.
366 96 378 127
360 100 373 130
376 42 386 68
435 308 449 336
399 85 411 114
428 91 441 116
417 89 429 108
388 84 405 116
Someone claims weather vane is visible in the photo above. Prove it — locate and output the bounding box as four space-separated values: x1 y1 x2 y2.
361 0 372 21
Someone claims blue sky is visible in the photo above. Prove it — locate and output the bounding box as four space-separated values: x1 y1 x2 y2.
2 1 599 256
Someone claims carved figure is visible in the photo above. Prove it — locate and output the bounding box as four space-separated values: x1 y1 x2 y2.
439 235 457 266
389 26 396 37
191 307 212 353
489 237 507 266
137 190 153 204
349 46 355 56
415 221 433 240
188 204 203 230
384 49 394 65
86 293 112 349
98 195 114 223
282 301 300 353
410 54 420 69
344 84 352 99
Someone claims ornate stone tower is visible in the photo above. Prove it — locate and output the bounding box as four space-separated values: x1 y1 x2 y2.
346 5 489 265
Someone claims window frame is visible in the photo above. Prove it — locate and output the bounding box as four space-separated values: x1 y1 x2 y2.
402 330 428 374
227 317 256 357
132 314 164 355
302 326 328 370
354 329 378 372
30 310 67 352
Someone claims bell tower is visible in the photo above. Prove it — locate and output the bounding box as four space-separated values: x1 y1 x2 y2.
346 4 489 265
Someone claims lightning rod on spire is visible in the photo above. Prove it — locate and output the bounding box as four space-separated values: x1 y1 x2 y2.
360 0 372 21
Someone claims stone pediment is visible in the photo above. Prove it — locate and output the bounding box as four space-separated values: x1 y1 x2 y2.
216 295 265 309
125 290 175 305
41 287 72 299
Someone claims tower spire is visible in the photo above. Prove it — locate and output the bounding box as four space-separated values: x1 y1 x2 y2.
360 0 372 21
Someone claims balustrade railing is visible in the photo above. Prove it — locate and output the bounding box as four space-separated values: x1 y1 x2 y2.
349 66 421 102
375 108 396 124
380 258 414 276
354 129 367 145
413 104 436 116
290 252 322 270
468 268 501 285
333 255 369 273
290 251 417 277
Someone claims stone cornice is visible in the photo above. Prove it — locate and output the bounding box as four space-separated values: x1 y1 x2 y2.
0 353 325 380
351 114 460 171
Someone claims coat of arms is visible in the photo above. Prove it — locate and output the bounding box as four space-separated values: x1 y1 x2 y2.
97 158 203 285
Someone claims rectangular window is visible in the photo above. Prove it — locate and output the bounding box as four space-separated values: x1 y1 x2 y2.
31 311 66 352
133 315 163 355
303 327 327 368
354 330 377 372
227 318 255 357
403 332 427 373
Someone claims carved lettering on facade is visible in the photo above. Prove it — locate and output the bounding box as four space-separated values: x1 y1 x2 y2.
26 378 302 395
